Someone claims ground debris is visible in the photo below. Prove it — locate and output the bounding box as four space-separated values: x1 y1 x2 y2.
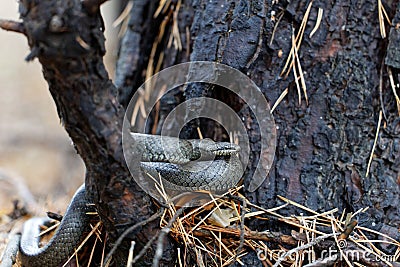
160 187 400 267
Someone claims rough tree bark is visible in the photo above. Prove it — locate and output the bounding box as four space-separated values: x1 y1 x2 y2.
1 0 399 266
117 0 400 244
6 0 176 265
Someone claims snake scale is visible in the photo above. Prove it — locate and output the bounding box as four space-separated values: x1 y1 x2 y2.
19 133 243 267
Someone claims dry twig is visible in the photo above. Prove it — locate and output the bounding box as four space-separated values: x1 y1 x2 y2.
103 208 165 266
156 189 400 266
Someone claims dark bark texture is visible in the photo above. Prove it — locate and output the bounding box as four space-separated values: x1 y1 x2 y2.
10 0 400 265
17 0 174 265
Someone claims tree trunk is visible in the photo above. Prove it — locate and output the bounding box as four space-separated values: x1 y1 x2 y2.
4 0 400 265
118 0 399 230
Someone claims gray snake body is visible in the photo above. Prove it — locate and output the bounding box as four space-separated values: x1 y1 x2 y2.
19 184 93 267
19 133 242 266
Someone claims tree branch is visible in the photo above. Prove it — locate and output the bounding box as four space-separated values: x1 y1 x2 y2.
0 19 25 34
12 0 175 265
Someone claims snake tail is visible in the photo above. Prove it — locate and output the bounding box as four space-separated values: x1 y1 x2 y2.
19 185 94 267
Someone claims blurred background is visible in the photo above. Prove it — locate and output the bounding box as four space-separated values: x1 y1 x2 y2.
0 1 120 213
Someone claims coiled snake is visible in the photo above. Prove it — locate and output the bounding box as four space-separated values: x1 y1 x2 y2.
19 133 242 266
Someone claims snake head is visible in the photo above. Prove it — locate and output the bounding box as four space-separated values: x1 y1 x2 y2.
212 142 241 156
195 138 240 159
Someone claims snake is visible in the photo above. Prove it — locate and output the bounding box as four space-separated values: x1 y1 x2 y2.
19 133 243 267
